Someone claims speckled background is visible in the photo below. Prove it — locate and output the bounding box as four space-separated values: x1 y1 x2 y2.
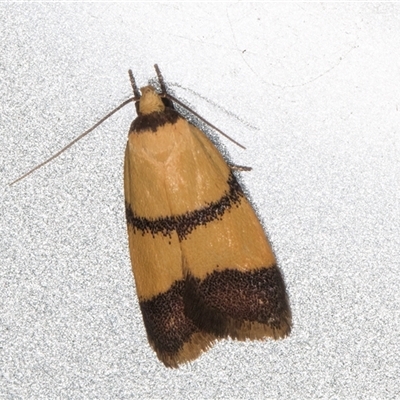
1 3 399 399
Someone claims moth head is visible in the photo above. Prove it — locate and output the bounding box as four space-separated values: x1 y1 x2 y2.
139 86 165 115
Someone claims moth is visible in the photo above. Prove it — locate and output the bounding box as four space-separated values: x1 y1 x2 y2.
11 65 291 368
124 66 291 367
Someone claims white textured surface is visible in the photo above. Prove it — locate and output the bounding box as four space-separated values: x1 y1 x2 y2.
1 3 399 399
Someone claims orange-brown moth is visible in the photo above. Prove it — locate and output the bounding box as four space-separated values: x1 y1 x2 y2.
11 65 291 368
124 66 291 367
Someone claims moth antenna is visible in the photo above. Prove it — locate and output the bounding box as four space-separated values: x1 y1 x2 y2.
154 65 246 150
9 97 135 186
128 69 141 99
164 93 246 150
154 64 167 95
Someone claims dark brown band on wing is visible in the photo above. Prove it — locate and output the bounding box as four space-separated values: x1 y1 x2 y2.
139 280 199 356
130 108 180 133
125 171 244 241
184 265 291 337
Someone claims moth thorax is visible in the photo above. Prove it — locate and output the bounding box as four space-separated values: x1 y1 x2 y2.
139 86 165 115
